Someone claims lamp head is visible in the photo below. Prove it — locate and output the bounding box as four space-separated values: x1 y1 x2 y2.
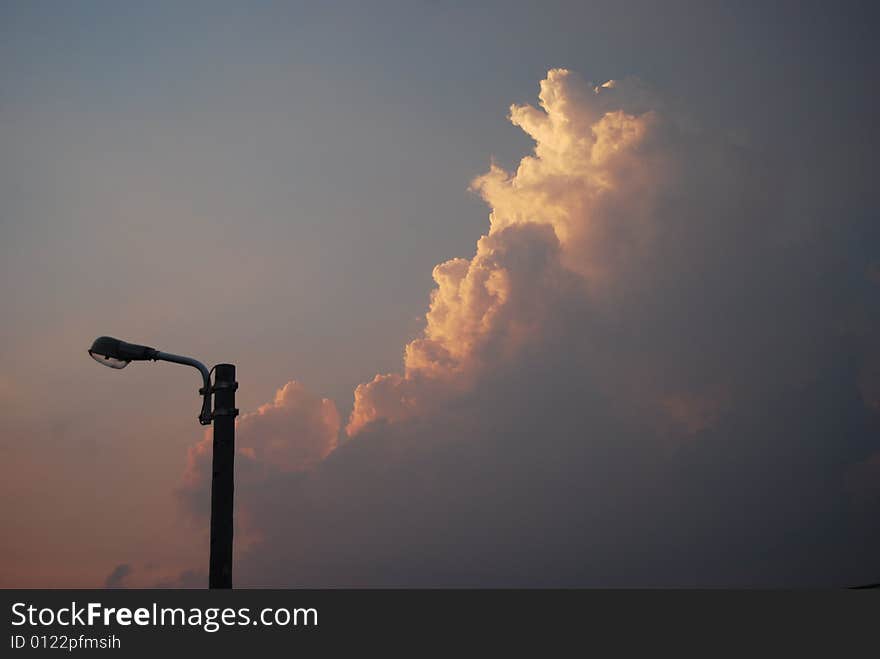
88 336 158 369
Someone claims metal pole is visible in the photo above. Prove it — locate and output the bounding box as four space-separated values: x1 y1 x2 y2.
209 363 237 589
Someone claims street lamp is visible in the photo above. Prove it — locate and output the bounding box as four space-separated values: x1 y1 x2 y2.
88 336 238 589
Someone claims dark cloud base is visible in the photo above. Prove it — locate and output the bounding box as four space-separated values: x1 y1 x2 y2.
175 70 880 588
231 354 879 588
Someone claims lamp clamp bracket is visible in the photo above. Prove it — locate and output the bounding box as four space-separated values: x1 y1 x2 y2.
200 381 239 396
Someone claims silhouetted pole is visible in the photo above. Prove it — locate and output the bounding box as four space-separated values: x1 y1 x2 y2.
209 363 237 589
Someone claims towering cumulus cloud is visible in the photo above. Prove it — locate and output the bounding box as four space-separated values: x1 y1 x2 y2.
178 70 880 587
349 71 666 435
348 68 815 437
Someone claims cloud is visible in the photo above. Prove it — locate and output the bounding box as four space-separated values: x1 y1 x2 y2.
178 69 880 586
348 221 581 435
179 380 338 549
150 568 206 589
100 562 206 589
235 381 340 472
104 563 132 589
349 70 670 435
348 68 836 438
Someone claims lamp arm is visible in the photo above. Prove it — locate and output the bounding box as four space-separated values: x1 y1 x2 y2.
154 351 214 425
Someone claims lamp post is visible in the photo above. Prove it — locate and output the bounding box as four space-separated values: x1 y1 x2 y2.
88 336 237 589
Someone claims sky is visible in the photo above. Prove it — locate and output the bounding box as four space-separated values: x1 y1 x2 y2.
1 0 878 587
